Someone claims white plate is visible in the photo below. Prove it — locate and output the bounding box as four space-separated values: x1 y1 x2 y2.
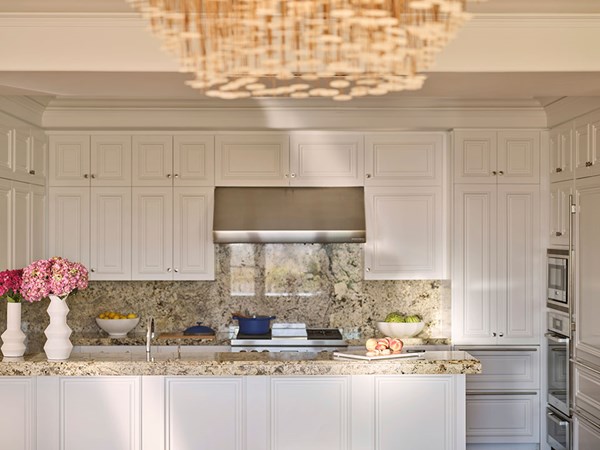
332 350 425 361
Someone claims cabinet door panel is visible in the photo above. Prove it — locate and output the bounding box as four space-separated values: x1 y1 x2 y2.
549 126 573 183
166 378 243 450
497 185 540 344
173 135 215 186
576 110 600 178
461 349 540 390
574 415 600 450
49 135 90 186
132 187 173 279
271 377 349 450
48 188 90 268
13 129 30 181
452 185 497 345
365 187 444 279
575 123 591 178
590 114 600 177
365 133 443 186
0 378 35 450
453 131 497 184
466 393 540 444
91 188 132 280
0 125 11 178
173 187 214 280
132 136 173 186
30 131 47 185
91 135 132 186
290 133 363 186
215 134 289 186
549 181 572 247
12 181 31 268
61 377 140 450
0 179 12 269
497 131 540 184
31 185 46 261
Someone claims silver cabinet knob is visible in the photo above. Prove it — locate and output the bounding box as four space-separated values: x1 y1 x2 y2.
284 173 289 178
290 173 296 178
366 173 372 179
366 267 371 272
492 332 497 337
83 174 89 179
91 174 96 179
499 332 504 337
29 169 36 175
167 268 172 272
556 231 563 237
556 168 563 173
174 268 179 273
586 161 593 167
166 174 172 178
90 268 96 273
492 171 498 175
174 174 179 178
498 171 504 175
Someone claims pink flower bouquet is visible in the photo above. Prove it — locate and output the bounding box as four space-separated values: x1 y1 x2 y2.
21 257 89 302
0 269 25 303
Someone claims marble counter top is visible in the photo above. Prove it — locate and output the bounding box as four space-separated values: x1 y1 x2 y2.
0 350 480 377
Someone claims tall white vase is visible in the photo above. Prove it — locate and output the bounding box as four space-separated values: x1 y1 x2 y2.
44 294 73 361
1 302 26 358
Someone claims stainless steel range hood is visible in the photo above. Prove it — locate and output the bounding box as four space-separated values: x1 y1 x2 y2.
213 187 366 243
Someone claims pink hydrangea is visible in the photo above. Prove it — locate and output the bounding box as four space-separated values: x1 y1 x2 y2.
0 269 24 302
21 257 88 303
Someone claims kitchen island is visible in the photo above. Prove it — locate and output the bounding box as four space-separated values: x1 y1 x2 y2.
0 350 480 450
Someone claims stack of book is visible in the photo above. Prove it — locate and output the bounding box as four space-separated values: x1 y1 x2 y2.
271 323 308 339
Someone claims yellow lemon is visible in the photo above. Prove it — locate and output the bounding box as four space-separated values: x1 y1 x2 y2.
127 313 136 319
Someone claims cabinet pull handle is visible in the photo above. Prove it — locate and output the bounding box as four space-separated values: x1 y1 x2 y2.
492 171 497 175
498 171 504 175
456 347 537 352
91 174 96 179
90 268 95 273
174 174 179 178
586 161 593 167
492 332 497 337
467 391 537 396
167 268 172 272
366 173 372 179
284 173 289 178
29 169 36 175
366 267 371 272
555 231 563 237
84 174 89 179
498 332 504 337
290 173 296 178
166 174 172 178
174 268 179 273
556 167 563 173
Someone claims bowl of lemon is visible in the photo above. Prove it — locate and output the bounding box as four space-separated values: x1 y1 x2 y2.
96 311 140 338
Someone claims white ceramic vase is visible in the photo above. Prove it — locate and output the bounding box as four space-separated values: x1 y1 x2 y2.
1 302 26 358
44 294 73 361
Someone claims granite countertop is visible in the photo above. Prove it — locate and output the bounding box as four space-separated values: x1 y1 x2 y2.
0 350 480 377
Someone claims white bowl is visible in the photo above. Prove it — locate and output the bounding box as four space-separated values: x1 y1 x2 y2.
96 318 140 338
376 321 425 338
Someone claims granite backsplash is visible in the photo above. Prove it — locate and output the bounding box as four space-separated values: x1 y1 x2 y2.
1 244 450 352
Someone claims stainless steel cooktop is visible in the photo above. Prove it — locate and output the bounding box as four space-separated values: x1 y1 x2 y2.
231 328 348 352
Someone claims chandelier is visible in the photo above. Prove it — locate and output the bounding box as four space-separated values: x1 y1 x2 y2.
127 0 474 100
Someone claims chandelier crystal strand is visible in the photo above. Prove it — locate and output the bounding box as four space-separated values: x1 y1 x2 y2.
127 0 474 100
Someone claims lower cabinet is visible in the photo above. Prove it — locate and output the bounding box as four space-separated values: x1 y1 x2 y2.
1 374 466 450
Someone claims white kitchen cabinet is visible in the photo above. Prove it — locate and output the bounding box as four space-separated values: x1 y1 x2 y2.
12 181 31 269
48 188 91 269
454 130 540 184
133 186 214 281
364 132 444 186
574 110 600 179
31 184 46 262
289 132 364 186
0 123 11 179
0 122 46 186
453 184 540 345
90 188 132 280
133 135 214 187
13 128 31 182
0 179 11 268
29 130 47 185
549 180 573 247
364 186 445 280
215 134 290 186
50 134 131 187
574 414 600 450
574 175 600 368
549 124 574 183
0 378 35 450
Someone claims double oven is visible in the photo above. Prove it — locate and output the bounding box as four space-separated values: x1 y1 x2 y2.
545 249 572 450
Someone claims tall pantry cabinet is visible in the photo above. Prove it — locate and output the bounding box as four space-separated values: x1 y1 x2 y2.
452 130 542 449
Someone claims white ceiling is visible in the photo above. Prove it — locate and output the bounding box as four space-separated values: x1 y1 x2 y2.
1 0 600 106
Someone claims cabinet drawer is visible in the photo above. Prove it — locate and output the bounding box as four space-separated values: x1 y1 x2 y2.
458 348 540 390
466 392 540 444
574 361 600 422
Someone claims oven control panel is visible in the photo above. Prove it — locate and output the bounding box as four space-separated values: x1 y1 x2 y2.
548 310 570 337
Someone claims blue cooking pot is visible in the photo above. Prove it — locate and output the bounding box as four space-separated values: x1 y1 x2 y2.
232 315 276 335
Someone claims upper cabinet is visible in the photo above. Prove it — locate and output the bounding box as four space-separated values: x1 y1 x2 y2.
365 133 444 186
0 114 47 186
453 130 540 184
216 133 364 186
549 124 574 182
133 135 214 186
49 134 131 186
549 180 573 247
574 110 600 179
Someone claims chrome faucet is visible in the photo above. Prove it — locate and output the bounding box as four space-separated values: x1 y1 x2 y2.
146 317 155 362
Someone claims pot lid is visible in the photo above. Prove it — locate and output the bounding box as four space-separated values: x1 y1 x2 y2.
183 323 215 336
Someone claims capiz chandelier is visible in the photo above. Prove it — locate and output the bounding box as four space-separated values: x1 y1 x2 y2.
127 0 474 100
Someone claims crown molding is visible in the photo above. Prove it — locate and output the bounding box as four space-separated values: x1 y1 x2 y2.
544 97 600 128
0 96 46 127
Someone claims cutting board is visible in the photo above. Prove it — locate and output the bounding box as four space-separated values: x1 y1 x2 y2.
333 350 424 361
157 332 215 340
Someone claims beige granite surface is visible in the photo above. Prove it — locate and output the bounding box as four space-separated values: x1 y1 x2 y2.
0 351 480 376
1 244 451 354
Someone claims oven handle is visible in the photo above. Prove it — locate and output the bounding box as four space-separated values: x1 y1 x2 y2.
545 332 570 344
547 411 569 427
466 391 537 396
